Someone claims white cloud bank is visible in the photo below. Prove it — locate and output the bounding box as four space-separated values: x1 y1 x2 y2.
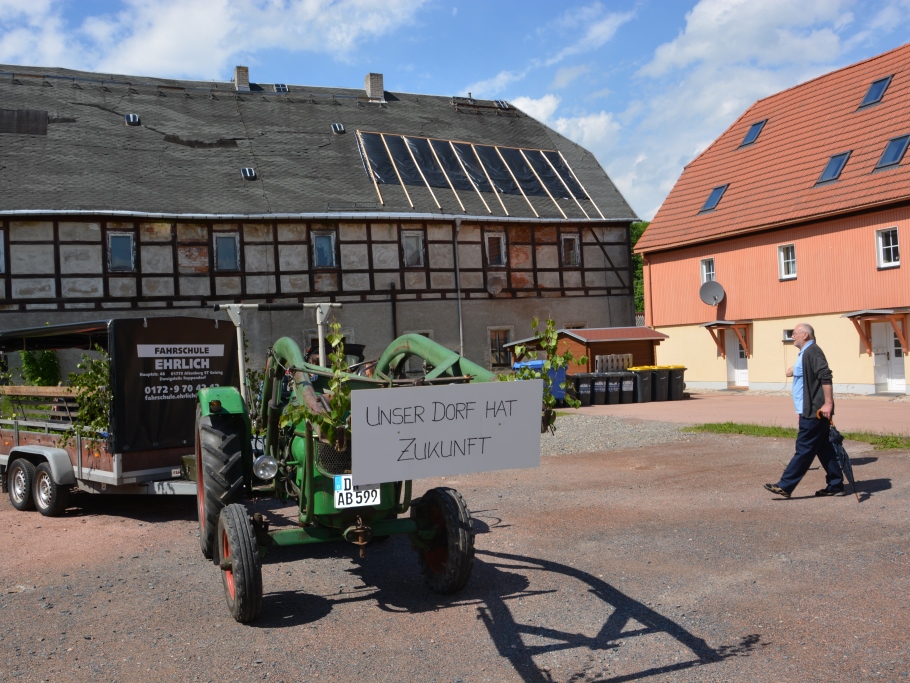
0 0 426 79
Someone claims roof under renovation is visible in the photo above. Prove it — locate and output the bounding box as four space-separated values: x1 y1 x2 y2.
637 41 910 253
0 65 637 222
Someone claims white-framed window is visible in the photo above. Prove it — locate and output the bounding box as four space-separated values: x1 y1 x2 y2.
489 327 512 368
485 232 506 267
561 234 580 266
700 257 715 283
877 227 900 268
783 329 795 343
778 244 797 280
108 232 135 272
214 232 240 271
313 231 336 268
402 230 425 268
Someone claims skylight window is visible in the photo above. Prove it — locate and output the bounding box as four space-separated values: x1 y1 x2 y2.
875 135 910 169
859 76 892 107
331 123 345 134
494 100 509 109
739 119 766 147
817 152 851 184
240 167 257 180
124 113 140 126
699 184 728 213
273 83 288 93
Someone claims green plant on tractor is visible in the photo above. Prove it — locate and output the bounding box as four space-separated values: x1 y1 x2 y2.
61 345 112 451
242 330 265 435
280 321 350 451
502 317 586 433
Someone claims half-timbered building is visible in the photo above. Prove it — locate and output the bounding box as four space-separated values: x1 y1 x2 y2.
0 64 637 368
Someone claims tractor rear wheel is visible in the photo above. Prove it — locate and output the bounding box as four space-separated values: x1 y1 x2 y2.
217 503 262 623
33 463 69 517
196 408 245 560
411 487 474 594
8 459 36 511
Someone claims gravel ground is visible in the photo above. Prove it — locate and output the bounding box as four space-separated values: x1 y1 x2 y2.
541 415 688 456
2 416 909 683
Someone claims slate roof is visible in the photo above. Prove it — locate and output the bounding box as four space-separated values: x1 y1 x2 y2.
637 42 910 253
0 65 637 222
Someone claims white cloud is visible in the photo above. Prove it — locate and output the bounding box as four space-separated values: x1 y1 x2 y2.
511 94 562 122
552 111 621 149
463 69 528 98
546 9 634 66
0 0 427 79
550 64 590 90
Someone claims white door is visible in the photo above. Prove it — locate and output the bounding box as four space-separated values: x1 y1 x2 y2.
725 331 749 387
871 323 906 392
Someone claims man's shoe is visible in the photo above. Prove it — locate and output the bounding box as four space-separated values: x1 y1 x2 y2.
814 487 845 497
764 483 791 498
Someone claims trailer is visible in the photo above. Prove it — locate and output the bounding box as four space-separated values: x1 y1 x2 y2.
1 317 238 515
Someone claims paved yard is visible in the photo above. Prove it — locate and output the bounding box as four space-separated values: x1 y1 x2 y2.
1 417 908 682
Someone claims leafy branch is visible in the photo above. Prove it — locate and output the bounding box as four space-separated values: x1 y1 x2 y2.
281 322 351 451
501 317 587 434
61 345 112 451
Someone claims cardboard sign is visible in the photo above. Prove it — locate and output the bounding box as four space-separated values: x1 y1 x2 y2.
350 379 543 485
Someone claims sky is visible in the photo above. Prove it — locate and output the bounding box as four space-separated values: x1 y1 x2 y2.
2 0 910 220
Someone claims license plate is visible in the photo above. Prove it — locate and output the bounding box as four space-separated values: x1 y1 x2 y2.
333 475 380 509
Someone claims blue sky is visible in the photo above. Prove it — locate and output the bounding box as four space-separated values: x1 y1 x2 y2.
3 0 910 219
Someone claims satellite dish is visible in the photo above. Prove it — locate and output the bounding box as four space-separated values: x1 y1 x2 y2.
487 276 504 296
699 280 725 306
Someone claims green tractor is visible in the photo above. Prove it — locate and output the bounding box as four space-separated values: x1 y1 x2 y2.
195 303 502 623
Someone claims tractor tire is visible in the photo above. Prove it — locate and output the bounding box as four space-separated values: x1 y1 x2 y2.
217 503 263 623
33 463 69 517
7 459 36 512
411 487 474 594
196 408 246 560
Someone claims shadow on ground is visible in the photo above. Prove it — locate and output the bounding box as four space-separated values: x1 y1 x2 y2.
253 523 765 682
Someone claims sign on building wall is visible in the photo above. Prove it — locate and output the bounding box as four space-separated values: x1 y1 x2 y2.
350 380 543 485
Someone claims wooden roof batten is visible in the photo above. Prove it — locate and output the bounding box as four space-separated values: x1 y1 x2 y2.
842 309 909 355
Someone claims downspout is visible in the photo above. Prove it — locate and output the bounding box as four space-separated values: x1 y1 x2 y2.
390 282 398 340
454 218 464 357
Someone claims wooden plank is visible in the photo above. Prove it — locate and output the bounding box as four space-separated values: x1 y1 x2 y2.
0 385 79 397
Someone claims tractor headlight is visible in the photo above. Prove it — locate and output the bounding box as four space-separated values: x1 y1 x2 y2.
253 455 279 480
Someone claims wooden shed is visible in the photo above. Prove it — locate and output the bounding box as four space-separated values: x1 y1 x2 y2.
506 327 669 375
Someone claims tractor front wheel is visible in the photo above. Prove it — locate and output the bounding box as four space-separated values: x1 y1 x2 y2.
196 408 245 560
217 503 263 623
411 487 474 594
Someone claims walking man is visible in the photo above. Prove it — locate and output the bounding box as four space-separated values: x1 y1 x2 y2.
765 323 844 498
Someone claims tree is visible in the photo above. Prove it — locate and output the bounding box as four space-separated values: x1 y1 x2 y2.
630 221 649 315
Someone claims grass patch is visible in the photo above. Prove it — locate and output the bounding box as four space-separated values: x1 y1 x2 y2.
684 422 910 449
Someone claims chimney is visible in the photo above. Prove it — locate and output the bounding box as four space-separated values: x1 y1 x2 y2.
364 72 384 100
234 65 250 92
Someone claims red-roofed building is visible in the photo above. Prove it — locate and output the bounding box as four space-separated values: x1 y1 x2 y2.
636 44 909 395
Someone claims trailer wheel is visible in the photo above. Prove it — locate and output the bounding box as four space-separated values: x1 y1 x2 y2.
196 408 245 560
33 463 69 517
411 487 474 594
217 503 262 623
8 459 36 512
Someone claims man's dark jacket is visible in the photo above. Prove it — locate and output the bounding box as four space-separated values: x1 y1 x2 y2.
800 343 833 418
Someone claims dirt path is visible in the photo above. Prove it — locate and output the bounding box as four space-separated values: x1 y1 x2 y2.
1 429 908 682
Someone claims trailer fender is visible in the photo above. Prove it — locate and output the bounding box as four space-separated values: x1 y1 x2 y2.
6 447 76 486
198 386 248 418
